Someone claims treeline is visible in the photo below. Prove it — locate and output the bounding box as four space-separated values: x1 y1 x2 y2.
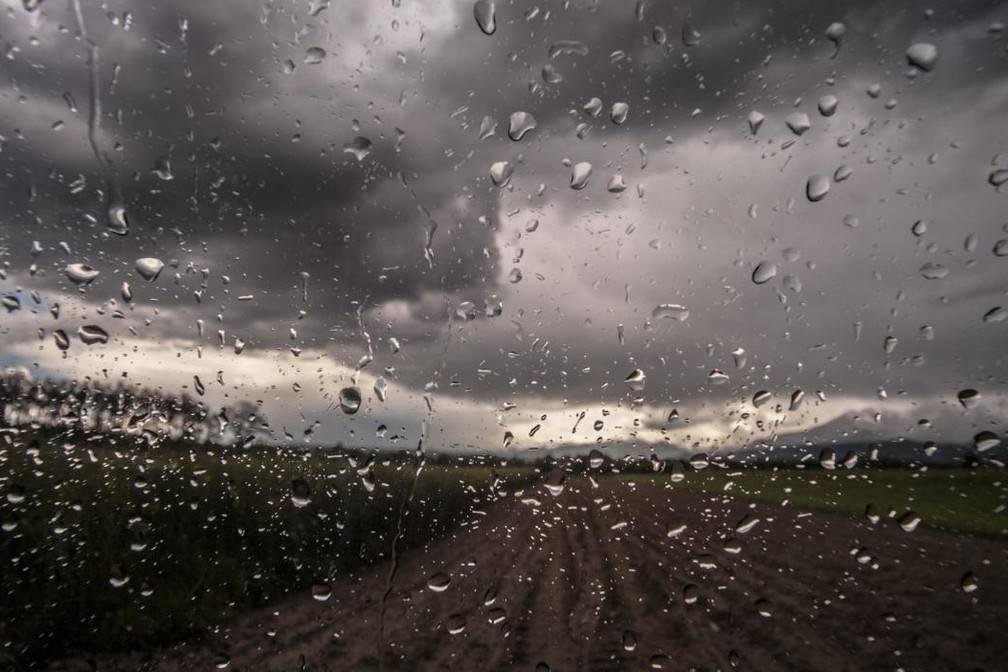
0 368 266 448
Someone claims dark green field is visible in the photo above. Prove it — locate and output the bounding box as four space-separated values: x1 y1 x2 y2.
636 466 1008 538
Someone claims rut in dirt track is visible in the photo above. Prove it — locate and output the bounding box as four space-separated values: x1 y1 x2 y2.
81 478 1008 672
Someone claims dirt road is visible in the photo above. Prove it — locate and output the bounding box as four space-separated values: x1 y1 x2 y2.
74 478 1008 671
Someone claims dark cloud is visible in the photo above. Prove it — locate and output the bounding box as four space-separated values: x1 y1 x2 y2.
1 0 1007 449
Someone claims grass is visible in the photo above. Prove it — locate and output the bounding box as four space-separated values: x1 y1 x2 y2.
0 430 533 669
650 466 1008 538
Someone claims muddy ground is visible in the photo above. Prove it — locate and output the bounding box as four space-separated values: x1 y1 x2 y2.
66 478 1008 671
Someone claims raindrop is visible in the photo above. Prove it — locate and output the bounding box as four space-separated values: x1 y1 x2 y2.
983 306 1006 322
681 21 701 47
548 40 589 58
77 325 109 345
818 94 838 116
473 0 496 35
489 161 513 187
304 47 326 64
135 257 164 282
747 111 765 135
508 111 536 141
339 387 362 414
974 430 1000 452
588 449 605 469
785 112 811 135
570 162 592 190
906 43 938 71
989 169 1008 188
753 390 771 407
343 136 373 161
751 261 777 284
957 389 980 409
428 573 451 592
919 262 948 279
898 511 921 532
624 368 646 391
961 572 979 594
311 583 332 601
290 478 312 508
373 377 388 402
583 97 603 117
610 102 629 125
806 174 830 202
65 263 100 285
607 175 627 193
53 329 70 350
2 295 20 313
651 304 689 321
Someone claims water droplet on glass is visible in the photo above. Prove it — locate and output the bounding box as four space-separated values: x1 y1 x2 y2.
747 111 765 135
490 161 513 187
957 389 980 409
806 174 830 202
651 304 689 321
785 112 811 135
290 478 312 508
610 102 629 125
583 97 603 117
473 0 496 35
343 136 372 161
311 583 332 601
818 94 838 116
681 21 701 47
919 262 948 279
753 390 771 407
65 263 100 285
751 261 777 284
570 162 592 190
77 325 109 345
607 174 627 193
906 43 938 71
304 47 326 64
974 430 1000 452
427 573 451 592
134 257 164 282
989 169 1008 188
898 511 921 532
624 368 646 391
339 386 362 414
507 111 536 141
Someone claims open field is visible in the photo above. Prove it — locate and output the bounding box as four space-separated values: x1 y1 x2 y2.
639 466 1008 538
3 431 1007 671
66 476 1008 672
0 432 532 668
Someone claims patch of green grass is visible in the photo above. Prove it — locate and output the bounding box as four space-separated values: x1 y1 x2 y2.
0 431 533 667
642 467 1008 538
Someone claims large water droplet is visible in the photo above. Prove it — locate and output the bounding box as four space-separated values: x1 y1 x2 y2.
906 43 938 71
65 263 100 285
343 136 372 161
957 389 980 409
570 162 592 190
77 325 109 345
490 161 513 187
339 386 362 414
785 112 811 135
681 21 701 47
473 0 496 35
508 111 536 141
818 94 838 116
135 257 164 282
974 430 1000 452
747 111 765 135
806 174 830 202
610 102 629 125
751 261 777 284
304 47 326 64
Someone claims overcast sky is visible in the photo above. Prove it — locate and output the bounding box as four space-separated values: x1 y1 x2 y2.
1 0 1006 455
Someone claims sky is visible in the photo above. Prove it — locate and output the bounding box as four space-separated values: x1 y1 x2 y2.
0 0 1007 455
